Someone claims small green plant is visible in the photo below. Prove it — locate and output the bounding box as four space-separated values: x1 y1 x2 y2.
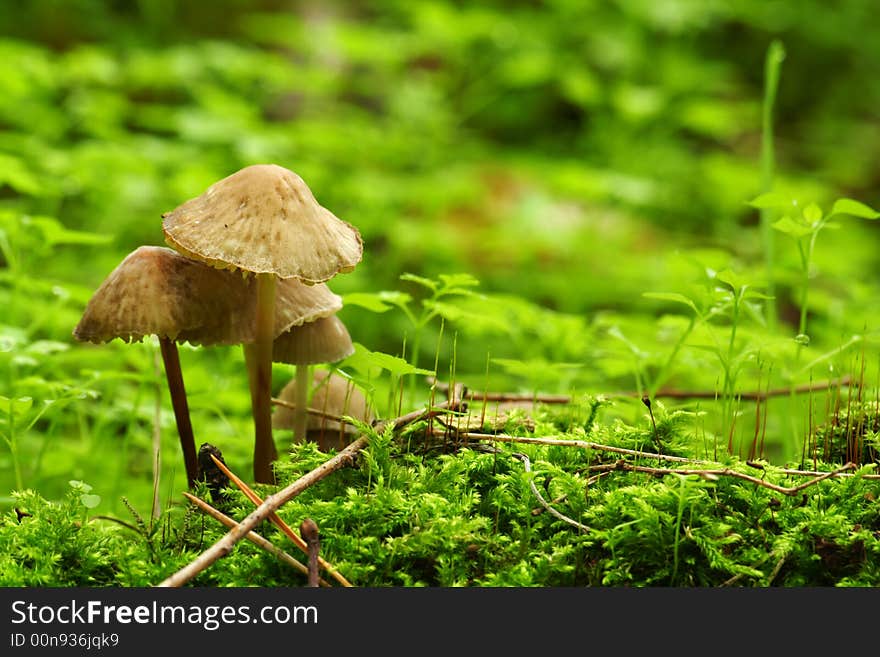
748 194 879 357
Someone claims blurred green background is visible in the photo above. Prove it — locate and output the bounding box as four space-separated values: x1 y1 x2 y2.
1 0 879 511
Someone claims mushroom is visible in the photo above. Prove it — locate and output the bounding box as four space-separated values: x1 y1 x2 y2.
273 369 373 452
73 245 343 488
162 164 362 483
272 314 358 446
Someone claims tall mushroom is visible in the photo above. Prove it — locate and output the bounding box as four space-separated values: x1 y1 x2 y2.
272 314 356 444
161 164 362 483
73 245 343 487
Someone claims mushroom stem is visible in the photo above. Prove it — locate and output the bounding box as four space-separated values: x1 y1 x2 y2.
246 272 278 484
292 364 311 444
158 336 198 489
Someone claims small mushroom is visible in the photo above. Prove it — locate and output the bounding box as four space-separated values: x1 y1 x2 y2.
274 369 373 452
162 164 363 483
73 245 343 488
272 315 357 445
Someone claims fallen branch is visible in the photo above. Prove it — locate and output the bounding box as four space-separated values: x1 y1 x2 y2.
157 397 466 588
620 375 854 402
428 374 853 405
157 437 367 588
451 430 880 480
271 398 350 426
182 492 330 587
586 460 856 496
209 455 352 587
452 430 703 464
510 452 590 533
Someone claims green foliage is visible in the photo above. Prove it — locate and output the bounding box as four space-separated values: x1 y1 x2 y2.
1 0 880 587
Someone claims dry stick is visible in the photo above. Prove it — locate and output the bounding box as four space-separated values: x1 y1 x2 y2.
453 430 703 464
272 397 350 426
531 472 610 516
299 518 321 588
511 452 590 533
428 375 853 405
630 375 854 402
157 436 366 588
453 430 880 480
208 454 352 587
182 492 331 587
155 397 465 588
585 460 856 496
158 336 198 489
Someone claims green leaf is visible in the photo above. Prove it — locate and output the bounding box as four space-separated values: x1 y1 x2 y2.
25 216 113 247
802 203 823 223
79 494 102 509
400 273 438 292
1 396 34 420
341 342 434 377
747 192 792 209
437 273 481 293
344 291 412 313
830 198 880 220
715 269 749 292
772 215 813 239
68 480 92 493
642 292 698 314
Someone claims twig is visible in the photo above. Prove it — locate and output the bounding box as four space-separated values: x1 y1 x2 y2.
585 460 856 496
428 375 852 405
209 454 352 587
387 399 461 432
511 452 590 533
451 430 880 481
530 472 610 516
428 377 570 403
300 518 320 588
182 492 330 587
620 375 854 402
452 430 705 464
271 398 351 426
774 465 880 480
157 437 367 587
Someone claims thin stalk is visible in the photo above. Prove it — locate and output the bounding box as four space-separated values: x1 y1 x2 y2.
245 273 278 484
760 40 785 330
158 336 198 489
292 364 310 443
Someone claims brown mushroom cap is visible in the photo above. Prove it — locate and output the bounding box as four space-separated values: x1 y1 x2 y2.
273 369 372 438
272 314 355 365
161 164 363 283
73 246 342 346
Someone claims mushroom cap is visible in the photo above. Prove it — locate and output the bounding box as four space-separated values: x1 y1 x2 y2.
162 164 363 283
73 246 342 346
272 314 355 365
273 369 373 439
179 273 343 345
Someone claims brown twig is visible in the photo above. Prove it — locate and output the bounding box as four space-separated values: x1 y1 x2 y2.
585 460 856 495
157 437 367 588
271 397 351 426
623 375 854 402
208 454 352 587
182 492 330 587
451 430 705 464
299 518 320 588
428 375 853 406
